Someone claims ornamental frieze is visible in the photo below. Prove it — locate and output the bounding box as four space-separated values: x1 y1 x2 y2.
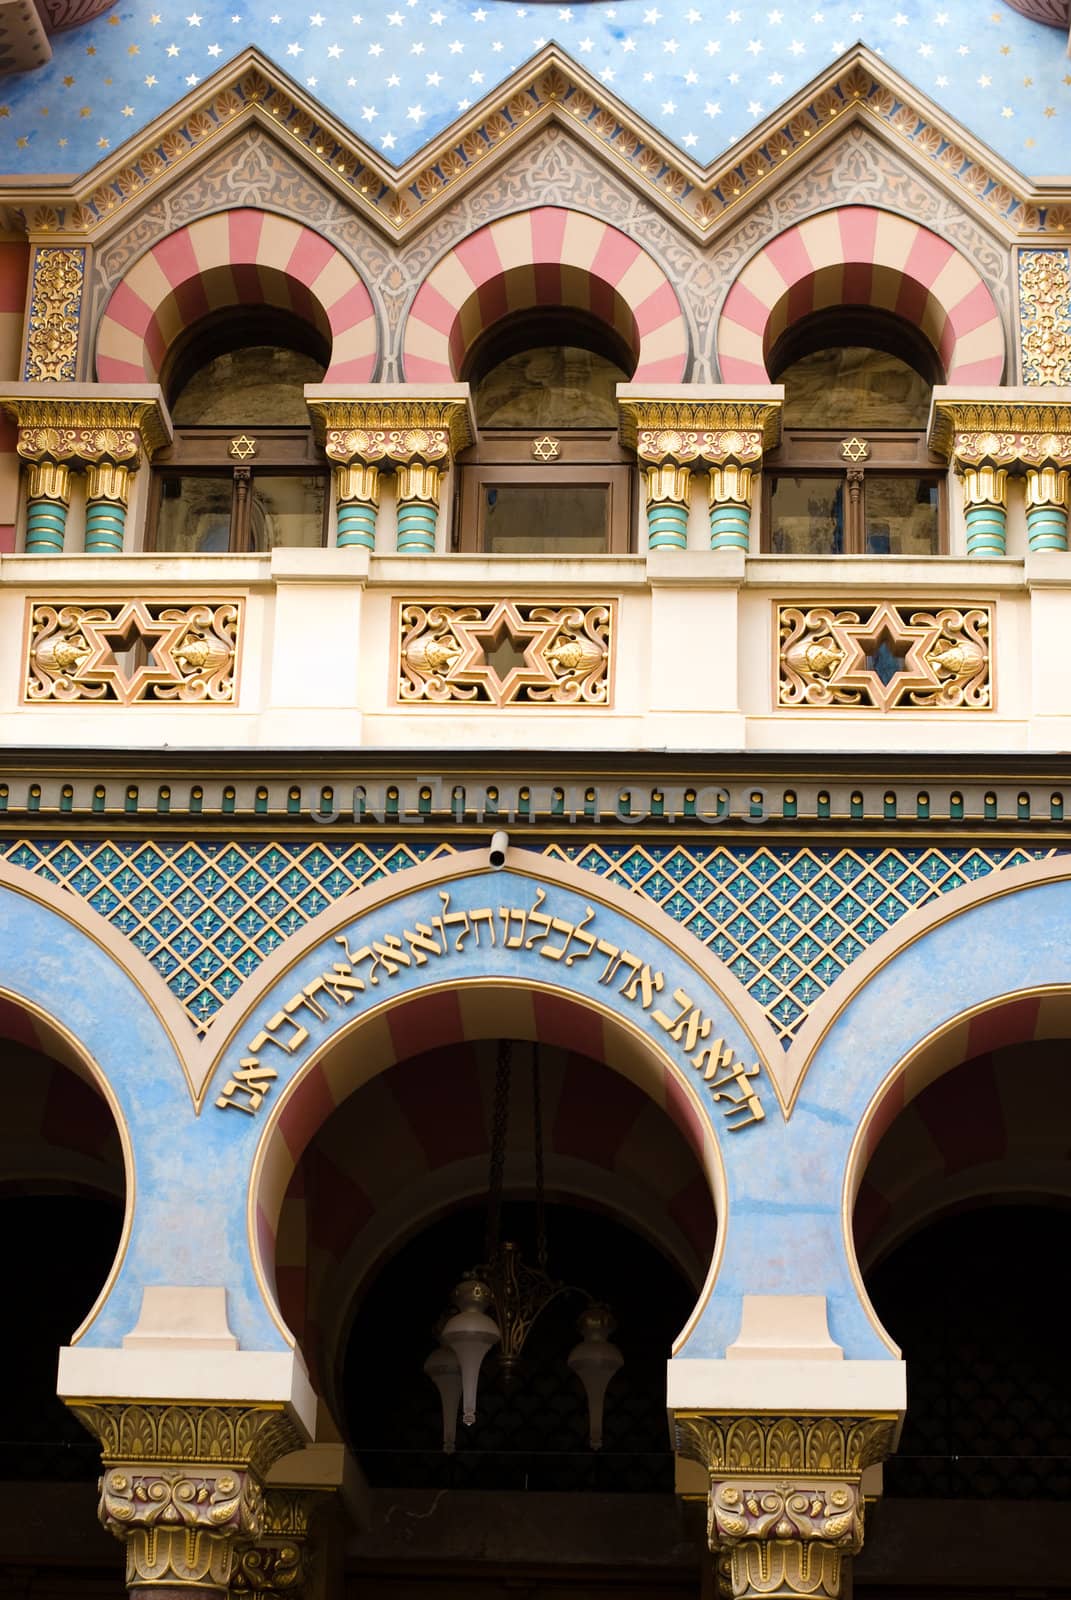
778 602 992 712
25 599 240 705
305 394 473 464
1018 249 1071 387
928 398 1071 464
398 599 613 707
618 396 782 464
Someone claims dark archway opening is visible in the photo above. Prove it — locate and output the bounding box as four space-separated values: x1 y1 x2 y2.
344 1201 696 1495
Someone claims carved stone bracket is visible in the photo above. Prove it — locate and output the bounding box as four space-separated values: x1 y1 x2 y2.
70 1403 305 1598
25 598 241 705
618 396 782 468
305 395 473 466
0 391 172 468
674 1414 898 1600
928 397 1071 470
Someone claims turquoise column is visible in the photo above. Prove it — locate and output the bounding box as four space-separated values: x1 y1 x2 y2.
708 464 754 552
644 464 691 551
1026 467 1069 552
335 464 380 550
961 466 1008 557
25 461 71 553
84 463 131 553
396 462 442 553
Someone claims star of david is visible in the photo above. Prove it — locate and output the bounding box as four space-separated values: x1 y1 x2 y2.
448 600 561 705
76 600 188 702
841 436 870 462
825 600 944 711
532 435 561 462
229 434 258 460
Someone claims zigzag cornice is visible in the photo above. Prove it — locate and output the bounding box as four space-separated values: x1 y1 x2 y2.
1 43 1068 247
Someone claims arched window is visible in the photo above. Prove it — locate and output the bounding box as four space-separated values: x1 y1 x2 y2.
149 309 329 553
455 311 636 554
762 310 947 556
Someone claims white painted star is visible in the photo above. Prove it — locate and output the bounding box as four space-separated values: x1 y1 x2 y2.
386 9 403 23
686 6 701 18
430 8 444 20
768 69 783 83
704 99 721 115
683 131 698 146
306 74 317 85
918 42 932 55
410 40 424 52
578 36 594 51
1001 105 1014 117
748 98 764 116
471 5 487 17
381 131 396 148
368 41 383 55
426 70 442 85
643 7 662 22
767 7 783 19
206 42 221 54
406 103 424 121
469 68 484 82
957 42 970 53
558 5 573 16
327 43 343 57
977 73 991 86
935 73 948 85
309 11 324 23
361 104 377 119
684 68 699 83
789 38 805 53
893 11 908 22
386 72 400 85
448 38 464 52
166 43 180 55
186 10 201 23
600 66 616 81
622 36 636 51
746 37 764 54
457 97 471 109
704 38 720 52
661 97 677 113
286 41 302 54
185 71 200 83
664 37 679 52
935 9 948 21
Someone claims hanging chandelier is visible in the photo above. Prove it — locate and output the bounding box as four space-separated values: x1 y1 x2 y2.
424 1040 624 1454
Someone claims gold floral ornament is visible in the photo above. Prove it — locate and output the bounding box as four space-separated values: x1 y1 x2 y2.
778 601 991 711
398 599 613 707
23 247 85 383
1018 249 1071 387
26 600 241 705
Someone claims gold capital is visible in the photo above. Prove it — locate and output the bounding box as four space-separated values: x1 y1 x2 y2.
643 462 692 508
396 461 444 507
709 464 755 509
335 462 381 506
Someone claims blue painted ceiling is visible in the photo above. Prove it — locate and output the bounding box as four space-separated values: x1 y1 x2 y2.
1 0 1068 182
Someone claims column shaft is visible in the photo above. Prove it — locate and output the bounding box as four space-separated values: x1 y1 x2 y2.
335 463 380 550
25 460 71 553
709 464 754 552
961 466 1008 557
396 462 442 553
84 462 132 554
644 463 691 550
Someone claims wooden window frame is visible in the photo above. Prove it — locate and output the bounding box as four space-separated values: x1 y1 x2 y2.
147 426 329 553
762 428 948 556
455 429 635 554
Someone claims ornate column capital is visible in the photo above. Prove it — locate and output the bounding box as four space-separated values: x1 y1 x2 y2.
928 394 1071 472
71 1401 304 1597
0 386 172 468
618 392 782 469
673 1413 897 1600
231 1488 317 1599
304 387 474 467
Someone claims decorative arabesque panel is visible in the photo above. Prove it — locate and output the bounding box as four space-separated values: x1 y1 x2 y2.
778 602 992 712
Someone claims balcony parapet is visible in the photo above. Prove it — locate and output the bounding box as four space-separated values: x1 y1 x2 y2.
304 383 474 554
617 384 782 553
929 386 1071 557
0 383 172 556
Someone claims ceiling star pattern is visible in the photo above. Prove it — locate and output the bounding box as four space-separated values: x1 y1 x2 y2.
1 1 1069 180
398 598 612 705
778 601 992 711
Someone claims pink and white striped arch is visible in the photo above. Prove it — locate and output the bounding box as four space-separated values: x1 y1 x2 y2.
402 206 689 382
718 206 1005 386
95 209 377 385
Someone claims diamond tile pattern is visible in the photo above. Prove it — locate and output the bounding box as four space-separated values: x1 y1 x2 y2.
1 838 1059 1043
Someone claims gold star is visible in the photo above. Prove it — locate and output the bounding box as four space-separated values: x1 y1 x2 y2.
144 74 157 86
1023 76 1033 87
103 76 112 84
121 104 135 116
128 43 139 54
990 9 1001 18
39 106 49 116
1025 137 1036 147
1063 73 1071 85
79 105 91 118
58 137 68 146
62 74 75 86
107 11 120 21
16 135 28 148
0 105 9 118
151 10 162 19
86 45 96 54
1000 43 1010 54
1045 107 1056 118
97 136 110 148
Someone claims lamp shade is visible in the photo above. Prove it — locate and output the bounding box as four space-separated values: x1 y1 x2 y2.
423 1343 462 1453
440 1277 500 1427
567 1304 623 1450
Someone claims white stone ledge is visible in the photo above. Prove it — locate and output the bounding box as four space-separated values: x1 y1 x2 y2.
744 554 1026 590
666 1357 906 1417
57 1345 317 1438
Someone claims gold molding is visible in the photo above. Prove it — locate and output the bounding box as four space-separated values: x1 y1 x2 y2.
929 397 1071 464
1 46 1066 247
673 1412 899 1478
306 396 473 462
619 397 782 462
0 394 171 461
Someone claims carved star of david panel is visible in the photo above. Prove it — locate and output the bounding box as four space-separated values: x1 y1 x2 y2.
778 601 992 712
25 599 241 705
398 599 613 707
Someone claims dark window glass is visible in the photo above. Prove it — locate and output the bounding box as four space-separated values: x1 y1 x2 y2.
482 482 610 554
